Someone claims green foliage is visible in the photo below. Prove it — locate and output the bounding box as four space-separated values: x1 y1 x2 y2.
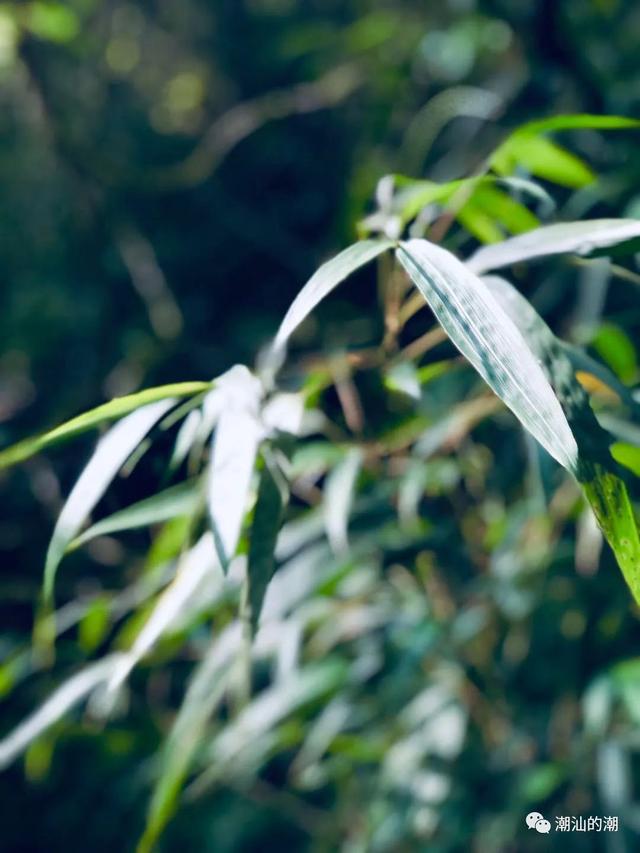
3 111 640 845
2 5 640 840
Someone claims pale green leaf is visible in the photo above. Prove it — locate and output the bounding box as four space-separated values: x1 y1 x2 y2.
272 240 394 355
207 367 265 567
493 135 594 188
324 447 364 554
0 381 210 470
44 399 176 604
69 480 202 551
106 534 224 699
0 655 123 770
468 219 640 274
483 274 640 602
139 624 242 853
397 239 579 472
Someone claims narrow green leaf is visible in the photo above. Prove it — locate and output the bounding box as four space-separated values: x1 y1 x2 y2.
272 240 394 355
468 219 640 274
0 382 210 470
456 202 504 244
69 480 202 551
207 367 265 568
483 274 640 602
0 656 122 770
493 135 595 188
582 472 640 600
324 447 364 554
591 323 638 384
513 114 640 135
106 534 224 698
470 185 540 234
44 400 175 605
139 624 241 853
387 175 550 230
78 595 111 653
247 455 289 630
397 240 579 472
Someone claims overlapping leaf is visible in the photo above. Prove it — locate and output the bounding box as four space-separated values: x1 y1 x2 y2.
0 382 210 470
468 219 640 274
272 239 394 357
483 274 640 601
247 454 289 630
207 366 265 568
68 480 202 551
43 399 176 605
397 239 579 472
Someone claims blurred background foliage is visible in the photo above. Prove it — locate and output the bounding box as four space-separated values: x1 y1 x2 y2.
1 1 640 851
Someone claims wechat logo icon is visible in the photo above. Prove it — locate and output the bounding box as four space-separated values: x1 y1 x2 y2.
526 812 551 834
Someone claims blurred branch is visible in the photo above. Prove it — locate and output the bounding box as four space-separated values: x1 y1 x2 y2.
115 227 184 341
151 65 363 190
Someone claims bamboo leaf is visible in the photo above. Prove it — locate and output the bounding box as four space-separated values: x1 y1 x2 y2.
44 400 176 605
324 447 364 554
469 184 540 234
207 367 265 568
138 624 242 853
0 656 123 770
483 274 640 602
511 114 640 135
0 382 211 470
468 219 640 274
493 135 595 188
247 454 289 630
69 480 202 551
105 534 224 699
272 240 394 355
396 239 579 472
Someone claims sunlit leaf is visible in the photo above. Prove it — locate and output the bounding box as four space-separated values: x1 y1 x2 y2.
44 399 176 605
456 201 504 243
611 443 640 477
490 115 640 190
591 323 637 384
469 184 540 234
484 274 640 601
493 135 595 188
467 219 640 274
512 114 640 135
78 595 111 653
168 409 203 474
272 240 394 356
207 367 265 568
397 239 579 472
105 534 224 699
0 382 210 470
0 656 123 770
